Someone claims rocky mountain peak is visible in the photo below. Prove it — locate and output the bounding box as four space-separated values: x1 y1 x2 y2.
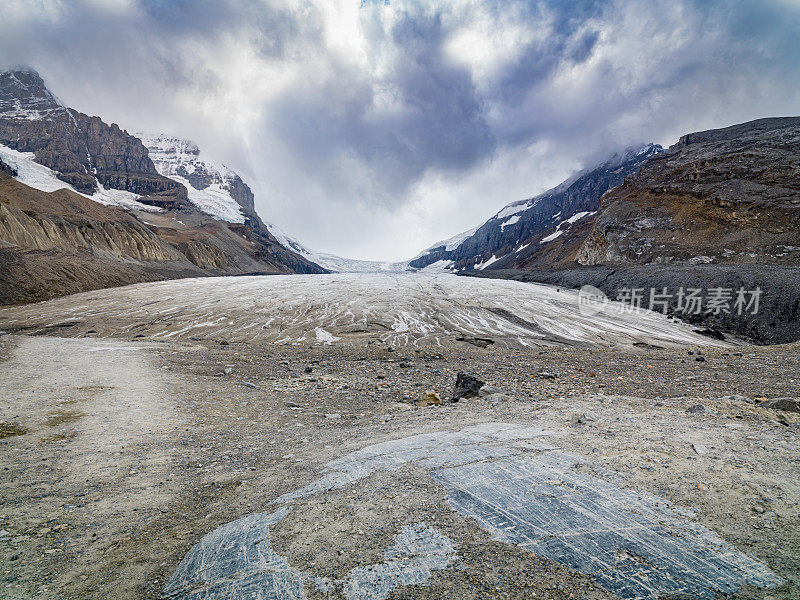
0 68 63 119
138 133 256 221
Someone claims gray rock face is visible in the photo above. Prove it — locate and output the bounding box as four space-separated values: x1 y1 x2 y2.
163 508 459 600
410 145 662 270
0 68 186 207
165 423 784 600
468 264 800 344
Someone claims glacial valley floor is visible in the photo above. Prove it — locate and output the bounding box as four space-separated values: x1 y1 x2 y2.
0 332 798 600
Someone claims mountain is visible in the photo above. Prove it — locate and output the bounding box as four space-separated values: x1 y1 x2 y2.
0 68 325 304
137 133 409 273
577 117 800 267
0 69 185 208
409 144 663 270
466 117 800 343
137 133 256 223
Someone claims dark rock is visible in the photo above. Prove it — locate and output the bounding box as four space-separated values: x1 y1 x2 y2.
695 356 706 362
686 404 706 414
452 372 485 402
304 366 313 374
759 398 800 413
410 144 663 271
693 328 726 340
456 336 495 348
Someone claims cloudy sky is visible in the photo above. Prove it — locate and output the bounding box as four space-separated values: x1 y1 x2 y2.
2 0 799 260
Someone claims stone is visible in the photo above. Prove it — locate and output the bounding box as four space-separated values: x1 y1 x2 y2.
304 366 313 374
451 372 485 402
692 443 709 455
456 336 495 348
759 398 800 413
538 371 558 380
686 404 706 414
416 391 442 407
482 393 514 403
570 412 598 425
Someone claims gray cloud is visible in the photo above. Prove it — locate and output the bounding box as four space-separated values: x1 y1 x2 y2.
1 0 799 260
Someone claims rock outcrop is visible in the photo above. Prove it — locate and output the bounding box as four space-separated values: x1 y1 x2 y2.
0 69 186 208
0 168 325 305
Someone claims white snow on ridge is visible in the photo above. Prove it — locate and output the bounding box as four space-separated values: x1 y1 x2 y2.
138 134 245 223
500 215 520 230
0 143 162 213
414 225 480 259
474 254 500 270
539 211 595 244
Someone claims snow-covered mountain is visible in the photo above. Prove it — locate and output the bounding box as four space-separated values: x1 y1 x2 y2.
137 134 253 224
409 144 664 271
264 222 411 273
0 142 165 213
138 133 414 273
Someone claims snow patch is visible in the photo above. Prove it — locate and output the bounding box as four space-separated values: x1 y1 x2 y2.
138 134 245 223
0 143 162 213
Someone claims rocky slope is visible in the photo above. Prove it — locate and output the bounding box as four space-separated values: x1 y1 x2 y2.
138 134 255 223
137 133 390 273
465 117 800 343
410 145 663 270
577 117 800 266
0 69 186 208
0 169 324 304
0 68 327 304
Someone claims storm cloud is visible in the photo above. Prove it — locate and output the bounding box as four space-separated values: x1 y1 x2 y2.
2 0 799 260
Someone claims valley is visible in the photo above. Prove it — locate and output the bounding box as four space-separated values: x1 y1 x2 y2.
0 273 798 599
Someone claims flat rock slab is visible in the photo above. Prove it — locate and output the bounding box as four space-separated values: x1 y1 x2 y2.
165 423 782 600
0 273 725 349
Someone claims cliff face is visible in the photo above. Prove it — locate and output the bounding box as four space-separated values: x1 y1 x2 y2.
0 69 186 208
410 145 663 270
578 117 800 266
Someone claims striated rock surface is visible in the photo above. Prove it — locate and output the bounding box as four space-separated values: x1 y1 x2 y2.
578 117 800 267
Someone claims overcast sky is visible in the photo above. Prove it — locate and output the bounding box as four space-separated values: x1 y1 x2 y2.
2 0 799 260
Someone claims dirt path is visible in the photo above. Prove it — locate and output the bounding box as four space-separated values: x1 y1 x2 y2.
0 335 188 599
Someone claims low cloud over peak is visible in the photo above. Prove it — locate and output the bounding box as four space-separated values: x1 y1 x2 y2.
2 0 799 260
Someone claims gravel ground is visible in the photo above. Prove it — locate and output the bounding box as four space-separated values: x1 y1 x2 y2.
0 330 798 600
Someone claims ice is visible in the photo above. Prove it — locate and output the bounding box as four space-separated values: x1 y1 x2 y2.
0 273 730 350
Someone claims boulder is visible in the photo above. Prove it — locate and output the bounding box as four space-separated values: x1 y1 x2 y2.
452 372 485 402
759 398 800 413
416 391 442 407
